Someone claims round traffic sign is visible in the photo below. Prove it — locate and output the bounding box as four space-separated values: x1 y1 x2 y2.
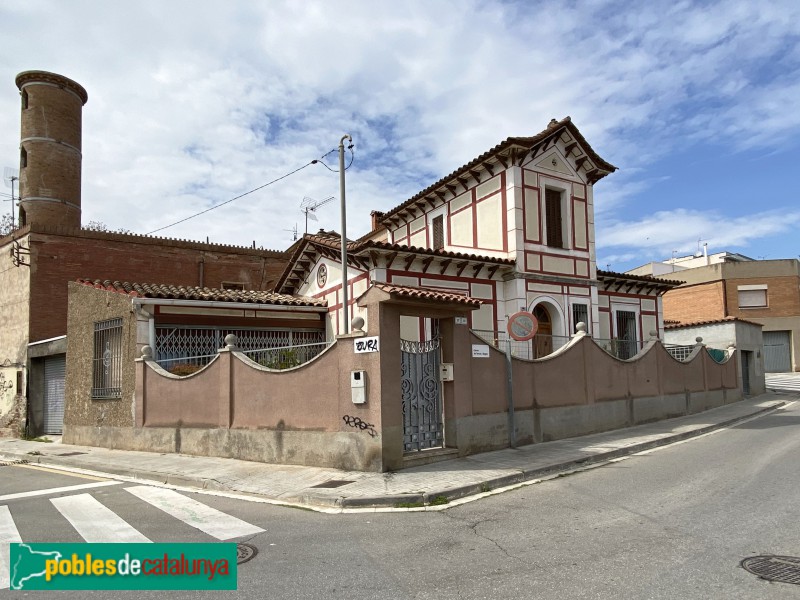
507 311 538 341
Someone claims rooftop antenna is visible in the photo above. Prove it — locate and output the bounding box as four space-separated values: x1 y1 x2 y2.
3 167 19 230
694 238 707 258
300 195 335 233
283 223 298 241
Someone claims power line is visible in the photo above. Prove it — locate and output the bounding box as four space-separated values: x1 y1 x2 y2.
316 143 355 172
146 147 346 235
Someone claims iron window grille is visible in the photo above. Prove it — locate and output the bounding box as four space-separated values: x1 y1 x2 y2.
572 303 589 333
92 318 123 399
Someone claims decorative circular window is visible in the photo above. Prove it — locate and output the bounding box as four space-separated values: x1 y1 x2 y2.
317 264 328 287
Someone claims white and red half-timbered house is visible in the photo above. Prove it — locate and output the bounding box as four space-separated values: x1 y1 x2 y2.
275 117 681 354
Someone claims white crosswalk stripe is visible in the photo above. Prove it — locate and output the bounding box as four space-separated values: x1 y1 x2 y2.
50 493 151 543
0 505 23 589
125 485 264 540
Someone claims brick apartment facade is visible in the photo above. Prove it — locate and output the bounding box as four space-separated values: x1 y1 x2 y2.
660 259 800 372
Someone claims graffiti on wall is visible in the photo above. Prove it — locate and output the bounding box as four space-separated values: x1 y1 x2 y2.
342 415 378 438
0 370 16 420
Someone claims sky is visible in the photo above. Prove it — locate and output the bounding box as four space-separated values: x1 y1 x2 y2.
0 0 798 272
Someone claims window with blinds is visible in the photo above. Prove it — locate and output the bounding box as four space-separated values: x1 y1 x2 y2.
545 188 564 248
738 288 767 308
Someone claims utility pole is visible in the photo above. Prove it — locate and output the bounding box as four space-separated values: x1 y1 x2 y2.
339 134 352 334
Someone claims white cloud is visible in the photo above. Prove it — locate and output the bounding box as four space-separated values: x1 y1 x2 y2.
0 0 798 255
597 208 800 268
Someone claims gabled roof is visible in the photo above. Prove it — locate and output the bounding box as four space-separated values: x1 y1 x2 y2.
275 232 515 294
76 279 326 306
370 282 482 308
379 116 617 225
597 269 684 295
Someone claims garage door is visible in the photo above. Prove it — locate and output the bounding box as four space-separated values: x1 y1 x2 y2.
763 331 791 373
43 355 66 435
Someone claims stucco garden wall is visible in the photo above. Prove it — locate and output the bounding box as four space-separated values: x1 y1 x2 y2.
447 331 741 455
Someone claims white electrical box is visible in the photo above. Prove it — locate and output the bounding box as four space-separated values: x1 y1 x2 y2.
440 363 454 381
351 370 367 404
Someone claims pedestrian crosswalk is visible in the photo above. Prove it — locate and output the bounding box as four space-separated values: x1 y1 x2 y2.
125 485 264 540
0 506 23 589
0 485 265 589
765 373 800 393
51 493 152 543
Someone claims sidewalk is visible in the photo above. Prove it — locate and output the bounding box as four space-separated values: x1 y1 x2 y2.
1 394 794 512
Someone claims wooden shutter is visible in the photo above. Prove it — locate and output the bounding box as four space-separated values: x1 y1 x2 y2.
432 215 444 250
545 189 563 248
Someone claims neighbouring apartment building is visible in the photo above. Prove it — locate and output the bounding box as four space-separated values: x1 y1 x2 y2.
631 253 800 373
0 71 288 436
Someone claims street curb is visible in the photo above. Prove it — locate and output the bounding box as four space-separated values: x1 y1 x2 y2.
332 400 787 509
0 401 786 511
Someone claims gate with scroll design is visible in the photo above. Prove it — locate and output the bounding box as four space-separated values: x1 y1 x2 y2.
400 337 443 452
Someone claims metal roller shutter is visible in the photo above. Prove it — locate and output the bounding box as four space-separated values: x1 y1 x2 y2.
763 331 791 373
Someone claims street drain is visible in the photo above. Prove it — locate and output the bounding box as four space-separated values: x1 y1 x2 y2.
741 555 800 585
0 459 29 466
311 480 354 489
237 543 258 565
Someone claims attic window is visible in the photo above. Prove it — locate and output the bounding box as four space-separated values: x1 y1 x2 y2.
432 215 444 250
221 282 246 291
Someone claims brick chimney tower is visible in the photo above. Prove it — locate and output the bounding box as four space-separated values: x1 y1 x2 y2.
15 70 88 229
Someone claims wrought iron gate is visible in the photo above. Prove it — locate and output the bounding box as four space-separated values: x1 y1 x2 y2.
400 337 443 452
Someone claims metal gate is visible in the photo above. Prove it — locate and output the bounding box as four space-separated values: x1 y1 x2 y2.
43 355 66 435
400 337 443 452
763 331 791 373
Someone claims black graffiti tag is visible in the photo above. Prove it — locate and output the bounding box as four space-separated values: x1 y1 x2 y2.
355 338 378 352
343 415 378 438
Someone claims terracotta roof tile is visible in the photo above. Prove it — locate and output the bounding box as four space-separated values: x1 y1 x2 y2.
379 117 617 222
76 279 326 306
371 282 482 307
275 232 515 293
597 269 684 287
664 316 763 329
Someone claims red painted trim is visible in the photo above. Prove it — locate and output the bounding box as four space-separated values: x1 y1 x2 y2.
471 188 478 248
522 187 542 245
500 172 508 252
599 290 662 300
571 197 589 251
387 269 498 289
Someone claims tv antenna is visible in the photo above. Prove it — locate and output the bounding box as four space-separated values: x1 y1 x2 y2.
3 167 19 230
283 223 298 242
300 196 334 233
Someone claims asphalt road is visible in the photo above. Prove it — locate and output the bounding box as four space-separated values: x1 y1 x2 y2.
3 400 799 599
